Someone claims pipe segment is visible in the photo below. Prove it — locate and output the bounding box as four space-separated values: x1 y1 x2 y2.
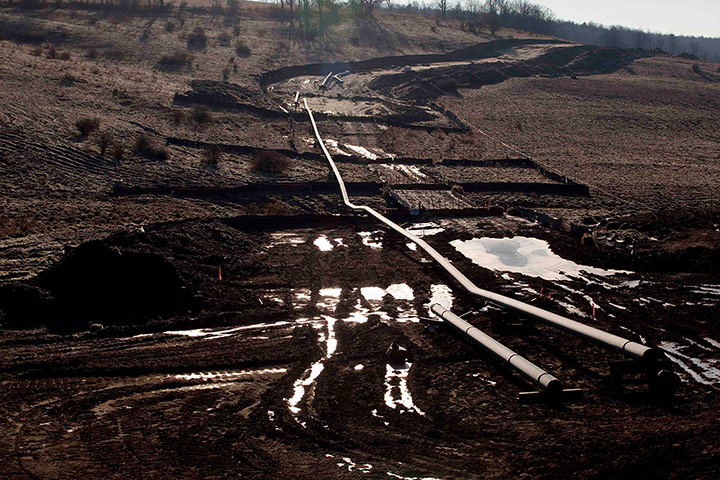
304 99 657 365
432 304 563 393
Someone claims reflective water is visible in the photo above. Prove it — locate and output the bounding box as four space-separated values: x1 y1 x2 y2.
451 236 628 282
383 362 425 415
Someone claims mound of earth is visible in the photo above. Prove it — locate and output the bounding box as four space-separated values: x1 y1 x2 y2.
0 219 262 331
369 45 649 101
174 80 279 114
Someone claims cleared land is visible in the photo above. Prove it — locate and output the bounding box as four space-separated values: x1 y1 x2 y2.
1 2 719 479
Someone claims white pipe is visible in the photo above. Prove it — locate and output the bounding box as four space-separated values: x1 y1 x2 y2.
432 304 563 393
303 99 657 364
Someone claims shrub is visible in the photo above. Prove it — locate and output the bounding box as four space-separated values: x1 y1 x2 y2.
222 67 230 82
165 21 175 33
191 106 212 124
133 134 169 160
235 41 250 57
110 142 125 161
85 49 98 59
250 151 290 173
218 32 231 46
157 51 193 71
187 27 208 51
233 25 240 36
170 110 186 124
692 64 701 74
47 46 57 59
75 117 100 136
202 145 222 166
97 132 112 156
58 51 71 61
60 73 77 86
30 46 42 56
264 199 293 215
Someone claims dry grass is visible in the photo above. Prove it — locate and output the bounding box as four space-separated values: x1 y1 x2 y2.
250 151 290 173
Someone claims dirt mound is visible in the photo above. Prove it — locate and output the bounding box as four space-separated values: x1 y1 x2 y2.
173 80 279 114
0 219 265 331
38 240 184 318
370 45 649 101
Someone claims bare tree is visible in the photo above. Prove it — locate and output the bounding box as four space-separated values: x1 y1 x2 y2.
437 0 447 19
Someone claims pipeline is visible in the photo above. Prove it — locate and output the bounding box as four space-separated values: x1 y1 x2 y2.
432 304 563 394
304 99 658 365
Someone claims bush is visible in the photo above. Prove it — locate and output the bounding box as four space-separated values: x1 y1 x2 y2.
202 145 222 166
250 151 290 173
191 106 213 124
187 27 208 51
58 51 71 61
157 51 193 71
165 21 175 33
218 32 231 46
264 199 293 215
692 64 701 74
235 41 250 57
97 132 112 156
133 134 169 160
47 46 57 59
170 110 186 124
233 25 241 36
110 142 125 161
75 117 100 136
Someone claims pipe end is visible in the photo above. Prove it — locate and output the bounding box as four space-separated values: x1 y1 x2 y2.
642 348 660 364
545 378 564 397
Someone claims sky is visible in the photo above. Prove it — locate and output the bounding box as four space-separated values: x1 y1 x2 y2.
536 0 719 38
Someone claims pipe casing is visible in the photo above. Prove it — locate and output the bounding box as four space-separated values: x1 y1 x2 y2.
432 304 563 393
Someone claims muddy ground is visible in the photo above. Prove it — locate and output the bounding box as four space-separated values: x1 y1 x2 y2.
1 1 720 478
1 216 720 479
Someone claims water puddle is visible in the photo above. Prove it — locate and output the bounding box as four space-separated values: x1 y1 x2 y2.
451 236 628 282
387 473 442 480
174 368 287 381
407 222 445 237
287 315 337 418
427 284 453 316
164 321 292 339
269 232 306 247
659 340 720 385
314 235 334 251
324 139 351 156
386 283 414 300
383 362 425 415
358 231 383 249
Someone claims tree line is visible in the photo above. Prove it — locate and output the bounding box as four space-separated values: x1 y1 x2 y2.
386 0 720 63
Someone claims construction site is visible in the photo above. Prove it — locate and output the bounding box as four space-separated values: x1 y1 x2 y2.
1 1 719 478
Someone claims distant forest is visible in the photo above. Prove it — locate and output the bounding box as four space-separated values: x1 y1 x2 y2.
386 0 720 63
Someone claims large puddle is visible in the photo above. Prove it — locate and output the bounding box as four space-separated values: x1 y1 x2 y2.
451 236 627 282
